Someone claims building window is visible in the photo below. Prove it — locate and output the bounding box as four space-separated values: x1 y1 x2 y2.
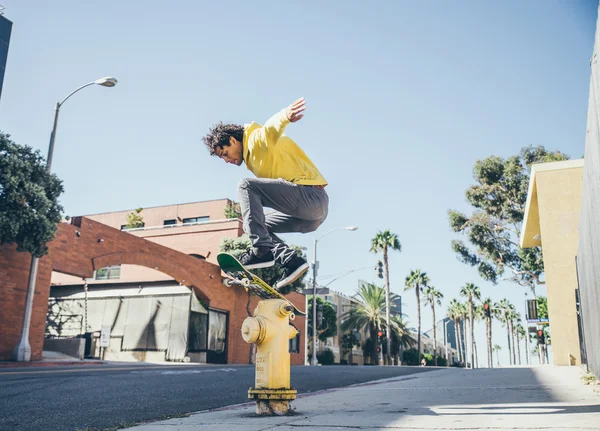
95 265 121 280
182 216 209 225
289 332 300 353
163 219 177 228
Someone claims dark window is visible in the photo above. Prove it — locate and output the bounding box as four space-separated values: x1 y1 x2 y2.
121 223 145 230
188 311 208 352
182 216 209 225
289 331 300 353
163 219 177 228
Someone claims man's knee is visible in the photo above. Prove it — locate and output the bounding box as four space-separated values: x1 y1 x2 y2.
237 177 253 192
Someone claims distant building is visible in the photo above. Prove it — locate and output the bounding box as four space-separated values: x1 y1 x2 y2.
0 9 12 101
423 317 463 364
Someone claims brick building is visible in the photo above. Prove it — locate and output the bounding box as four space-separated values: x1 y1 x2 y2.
0 198 306 364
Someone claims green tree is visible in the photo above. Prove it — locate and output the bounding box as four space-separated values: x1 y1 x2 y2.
220 235 308 294
307 296 338 341
537 296 548 319
389 314 415 365
224 200 242 219
125 208 144 229
341 282 404 365
448 146 568 294
402 347 420 365
341 332 361 365
405 269 429 361
460 283 481 368
424 285 443 366
370 229 402 365
0 132 64 257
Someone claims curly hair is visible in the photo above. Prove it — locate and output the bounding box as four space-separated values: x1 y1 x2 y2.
202 122 245 156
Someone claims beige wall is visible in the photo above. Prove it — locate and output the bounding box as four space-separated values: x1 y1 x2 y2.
52 199 243 285
533 164 584 366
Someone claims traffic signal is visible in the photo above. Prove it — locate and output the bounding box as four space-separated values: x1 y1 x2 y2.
484 303 491 318
537 330 545 345
375 261 384 279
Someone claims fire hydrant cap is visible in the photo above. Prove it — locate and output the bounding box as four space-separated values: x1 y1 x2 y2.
241 317 262 343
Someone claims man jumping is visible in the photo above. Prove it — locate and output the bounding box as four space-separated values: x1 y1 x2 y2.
202 98 328 289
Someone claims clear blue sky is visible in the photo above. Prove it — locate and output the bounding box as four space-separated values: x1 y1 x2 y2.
1 1 598 367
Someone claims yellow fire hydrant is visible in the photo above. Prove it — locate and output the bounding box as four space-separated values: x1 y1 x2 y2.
241 299 299 415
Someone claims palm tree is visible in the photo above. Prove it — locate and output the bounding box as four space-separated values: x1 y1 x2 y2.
459 302 470 364
370 230 402 365
473 304 484 369
498 299 513 365
447 300 463 364
405 269 429 361
493 344 501 367
341 282 400 365
508 307 519 366
480 298 497 368
515 322 526 365
460 283 480 368
424 286 443 366
390 314 416 364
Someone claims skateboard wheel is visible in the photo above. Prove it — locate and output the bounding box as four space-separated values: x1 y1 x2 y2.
289 313 296 321
241 278 250 287
223 279 233 287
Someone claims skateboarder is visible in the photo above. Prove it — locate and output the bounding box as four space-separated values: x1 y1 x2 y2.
203 97 328 289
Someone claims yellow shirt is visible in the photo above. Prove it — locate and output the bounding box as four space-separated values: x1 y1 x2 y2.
243 108 328 186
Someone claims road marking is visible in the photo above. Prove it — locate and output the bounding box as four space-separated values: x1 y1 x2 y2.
0 366 240 376
131 368 238 375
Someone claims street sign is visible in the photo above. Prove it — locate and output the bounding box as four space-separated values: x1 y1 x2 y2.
527 318 549 324
301 287 329 295
100 326 111 348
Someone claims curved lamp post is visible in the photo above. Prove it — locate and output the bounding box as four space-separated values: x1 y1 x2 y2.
13 77 118 362
310 226 358 366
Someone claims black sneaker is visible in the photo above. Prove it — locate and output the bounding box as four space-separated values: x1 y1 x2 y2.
239 248 275 270
275 255 310 289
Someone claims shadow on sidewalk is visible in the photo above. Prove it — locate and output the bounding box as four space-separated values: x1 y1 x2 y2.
436 404 600 415
377 367 599 421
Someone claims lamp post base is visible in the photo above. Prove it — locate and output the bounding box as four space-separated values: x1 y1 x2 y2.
12 338 31 362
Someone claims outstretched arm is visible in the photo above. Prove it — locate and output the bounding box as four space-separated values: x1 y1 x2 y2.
262 97 306 144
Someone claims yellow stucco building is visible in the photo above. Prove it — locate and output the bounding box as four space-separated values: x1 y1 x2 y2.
520 159 584 366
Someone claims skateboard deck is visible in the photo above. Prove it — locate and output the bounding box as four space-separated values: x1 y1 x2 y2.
217 252 306 316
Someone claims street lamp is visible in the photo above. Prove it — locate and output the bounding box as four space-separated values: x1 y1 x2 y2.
444 319 450 365
311 226 358 366
12 76 118 362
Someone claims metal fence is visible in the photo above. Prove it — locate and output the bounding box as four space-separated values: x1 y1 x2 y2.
577 4 600 378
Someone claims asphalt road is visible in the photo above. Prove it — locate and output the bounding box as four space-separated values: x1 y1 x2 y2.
0 362 433 431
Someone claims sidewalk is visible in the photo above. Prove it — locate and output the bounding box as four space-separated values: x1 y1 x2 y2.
124 365 600 430
0 350 104 368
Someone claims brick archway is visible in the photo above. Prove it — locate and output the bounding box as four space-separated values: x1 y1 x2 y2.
0 217 305 362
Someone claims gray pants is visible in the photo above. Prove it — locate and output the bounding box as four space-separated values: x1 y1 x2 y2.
237 177 329 264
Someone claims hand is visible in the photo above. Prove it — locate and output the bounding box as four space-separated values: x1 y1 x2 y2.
286 97 306 122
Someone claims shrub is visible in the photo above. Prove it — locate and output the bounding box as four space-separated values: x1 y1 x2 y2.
317 348 335 365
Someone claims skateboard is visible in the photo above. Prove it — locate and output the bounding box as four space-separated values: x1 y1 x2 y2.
217 252 306 316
